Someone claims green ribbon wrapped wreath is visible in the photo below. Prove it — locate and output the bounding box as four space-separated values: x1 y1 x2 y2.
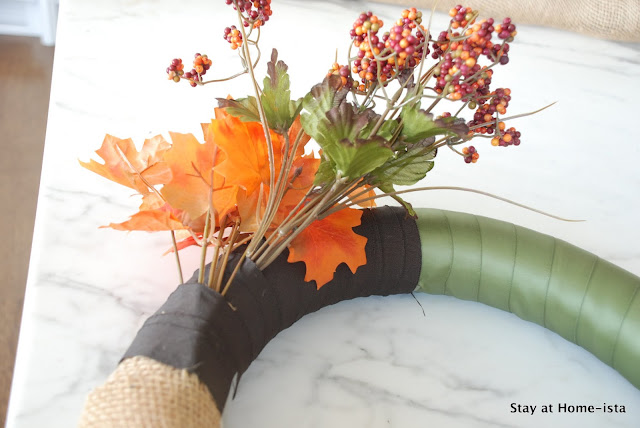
79 207 639 427
415 208 640 389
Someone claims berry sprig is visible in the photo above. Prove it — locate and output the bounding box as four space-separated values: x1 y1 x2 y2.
225 0 273 28
193 54 212 75
350 12 386 90
495 17 517 41
224 25 243 50
462 145 479 163
349 9 429 91
183 70 201 87
385 8 429 70
350 11 383 48
430 6 516 104
166 55 211 87
449 5 476 29
468 87 511 132
491 126 521 147
166 58 185 82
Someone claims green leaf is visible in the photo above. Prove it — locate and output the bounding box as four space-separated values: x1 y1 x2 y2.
313 159 337 185
216 97 261 122
313 104 393 179
372 146 436 186
300 75 348 142
261 49 300 133
400 103 469 143
302 80 393 180
317 103 369 148
339 138 394 179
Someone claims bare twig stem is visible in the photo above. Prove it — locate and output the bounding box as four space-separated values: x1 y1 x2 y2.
197 211 212 284
234 2 277 258
327 185 582 222
170 231 184 284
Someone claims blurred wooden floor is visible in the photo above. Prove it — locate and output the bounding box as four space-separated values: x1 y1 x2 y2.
0 35 54 426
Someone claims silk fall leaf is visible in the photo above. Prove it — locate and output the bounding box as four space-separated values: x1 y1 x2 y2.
287 208 367 288
212 109 319 232
105 209 187 232
355 186 377 208
211 111 285 195
160 131 238 222
79 134 171 194
85 108 369 288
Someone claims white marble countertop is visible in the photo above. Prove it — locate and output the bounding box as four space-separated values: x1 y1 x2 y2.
6 0 640 427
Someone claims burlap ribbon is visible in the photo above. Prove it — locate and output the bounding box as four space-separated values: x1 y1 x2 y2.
376 0 640 42
78 356 221 427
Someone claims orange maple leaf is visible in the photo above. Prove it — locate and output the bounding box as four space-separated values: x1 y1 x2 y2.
160 132 238 221
210 115 283 195
210 109 318 232
287 208 367 288
80 134 171 194
105 209 188 232
105 193 205 233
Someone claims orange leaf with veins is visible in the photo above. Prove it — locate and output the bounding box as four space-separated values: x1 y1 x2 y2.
211 114 283 195
211 109 318 232
79 134 171 194
287 208 367 288
160 132 238 221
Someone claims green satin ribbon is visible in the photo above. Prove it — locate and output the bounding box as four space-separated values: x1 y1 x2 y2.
413 208 640 389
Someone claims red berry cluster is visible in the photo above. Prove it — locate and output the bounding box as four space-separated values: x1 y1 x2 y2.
430 5 516 102
462 145 479 163
350 12 386 89
166 54 212 87
327 63 353 88
223 26 243 50
433 50 494 101
491 125 521 147
468 87 511 133
349 9 428 91
167 58 185 83
384 8 428 69
350 11 383 45
449 4 475 29
193 54 212 75
225 0 272 28
495 18 517 41
179 53 210 87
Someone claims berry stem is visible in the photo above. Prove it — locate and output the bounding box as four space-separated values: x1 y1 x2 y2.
232 1 278 257
197 208 212 284
469 102 556 130
215 219 240 291
170 231 184 284
329 186 582 222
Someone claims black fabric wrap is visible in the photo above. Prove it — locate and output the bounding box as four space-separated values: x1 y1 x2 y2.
122 206 422 412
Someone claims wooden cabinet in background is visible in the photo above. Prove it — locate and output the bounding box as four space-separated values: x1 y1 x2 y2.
0 0 58 45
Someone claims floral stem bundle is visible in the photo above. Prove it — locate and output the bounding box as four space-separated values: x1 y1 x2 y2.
82 2 525 291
